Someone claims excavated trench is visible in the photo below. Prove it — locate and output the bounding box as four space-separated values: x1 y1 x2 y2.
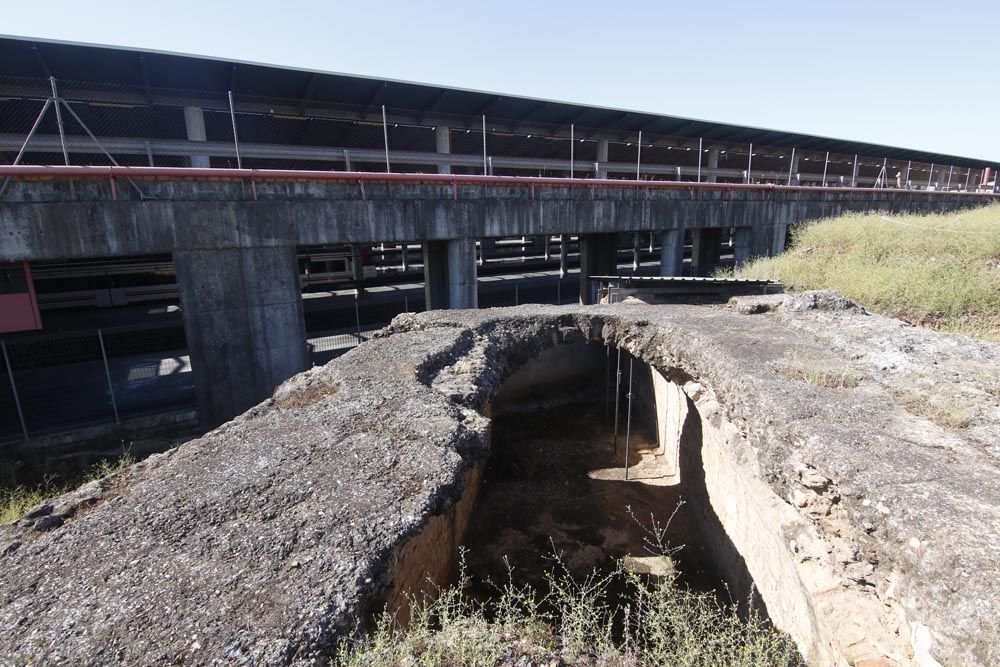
379 340 769 629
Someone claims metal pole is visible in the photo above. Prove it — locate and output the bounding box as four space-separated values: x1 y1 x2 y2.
556 278 561 305
514 284 519 306
97 328 120 424
559 235 567 278
404 295 409 314
227 91 242 169
605 344 610 429
632 232 640 271
822 151 829 187
49 78 70 166
570 124 575 178
964 168 972 191
905 160 912 188
927 163 935 189
946 165 954 191
1 340 28 441
0 97 53 198
60 100 145 198
482 115 488 175
881 157 888 188
852 154 859 187
746 143 753 183
786 147 796 186
624 356 634 480
613 347 622 454
354 295 363 344
636 131 642 180
381 105 391 173
697 138 703 183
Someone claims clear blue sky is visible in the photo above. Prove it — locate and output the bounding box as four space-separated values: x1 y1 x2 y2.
5 0 998 161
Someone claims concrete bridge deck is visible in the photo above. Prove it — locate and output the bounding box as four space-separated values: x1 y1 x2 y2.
3 166 996 426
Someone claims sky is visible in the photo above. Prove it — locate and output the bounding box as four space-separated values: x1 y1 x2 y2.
3 0 998 160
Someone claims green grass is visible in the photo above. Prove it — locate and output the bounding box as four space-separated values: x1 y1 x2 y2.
734 205 1000 339
0 451 136 524
336 554 801 667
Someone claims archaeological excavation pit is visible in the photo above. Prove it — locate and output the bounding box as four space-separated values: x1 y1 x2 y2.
379 340 771 631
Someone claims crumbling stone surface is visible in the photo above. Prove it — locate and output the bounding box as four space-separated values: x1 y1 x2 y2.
0 298 997 665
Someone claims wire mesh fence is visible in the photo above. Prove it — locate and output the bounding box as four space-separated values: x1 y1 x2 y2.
2 73 989 192
0 325 195 442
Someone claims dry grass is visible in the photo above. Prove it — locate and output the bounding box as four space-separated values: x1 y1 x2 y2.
897 391 975 430
0 451 136 523
777 364 860 389
336 553 801 667
735 205 1000 339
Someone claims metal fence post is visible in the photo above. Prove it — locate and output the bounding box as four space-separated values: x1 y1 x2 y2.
404 295 409 314
927 163 934 190
1 340 28 441
636 130 642 180
822 151 830 187
227 91 242 169
697 137 703 183
482 115 488 175
624 356 634 480
787 147 796 186
556 279 561 305
570 124 575 178
381 104 391 173
746 143 753 183
354 295 363 344
49 77 70 166
514 284 519 306
97 328 120 423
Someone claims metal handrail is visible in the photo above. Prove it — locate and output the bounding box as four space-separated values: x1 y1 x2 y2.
0 165 997 197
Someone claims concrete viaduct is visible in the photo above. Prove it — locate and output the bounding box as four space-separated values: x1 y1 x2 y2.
0 165 994 425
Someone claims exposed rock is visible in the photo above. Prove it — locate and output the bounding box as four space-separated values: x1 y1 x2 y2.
0 299 997 666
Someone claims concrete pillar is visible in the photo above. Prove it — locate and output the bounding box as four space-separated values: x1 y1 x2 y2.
658 229 685 276
579 233 618 305
183 107 211 169
596 139 609 179
559 235 568 278
174 245 308 427
689 228 723 276
447 238 477 309
771 224 788 254
423 238 477 310
733 227 753 267
436 126 451 175
706 149 719 183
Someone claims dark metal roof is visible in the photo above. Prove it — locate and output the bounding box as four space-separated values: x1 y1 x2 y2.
0 34 992 168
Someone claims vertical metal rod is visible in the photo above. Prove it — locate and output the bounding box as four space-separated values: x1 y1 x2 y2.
145 140 154 166
852 154 858 187
559 234 567 278
49 78 70 165
613 347 622 454
605 344 611 429
570 124 575 178
354 296 363 344
946 165 954 191
632 232 640 271
556 278 561 305
786 147 796 186
624 356 634 480
697 138 703 183
964 168 972 191
400 242 409 271
514 284 519 306
381 105 391 173
927 163 935 189
636 131 642 180
746 143 753 183
1 340 28 441
227 91 242 169
822 151 829 187
97 328 120 424
482 115 488 175
905 160 912 188
404 295 409 314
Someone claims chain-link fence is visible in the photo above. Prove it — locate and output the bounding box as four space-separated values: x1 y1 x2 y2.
0 325 195 442
2 74 990 192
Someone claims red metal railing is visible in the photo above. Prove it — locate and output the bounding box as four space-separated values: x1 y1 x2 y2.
0 165 997 198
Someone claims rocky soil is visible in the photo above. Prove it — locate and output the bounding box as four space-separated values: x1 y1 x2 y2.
0 294 997 665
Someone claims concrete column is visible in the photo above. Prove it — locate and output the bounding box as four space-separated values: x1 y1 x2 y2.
579 233 618 305
596 139 609 179
658 229 685 276
436 126 451 175
559 235 568 277
689 228 723 276
174 245 308 427
423 238 477 310
771 224 788 255
706 149 719 183
732 227 753 267
447 238 477 309
183 107 211 169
